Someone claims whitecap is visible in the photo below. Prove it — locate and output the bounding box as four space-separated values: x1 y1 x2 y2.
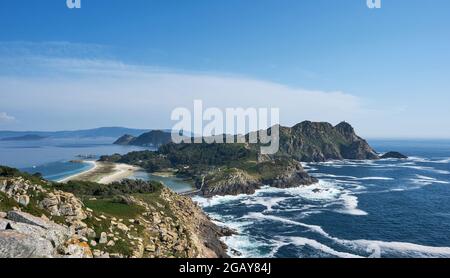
243 213 450 258
241 197 287 212
398 165 450 175
353 177 394 181
279 236 363 258
336 193 368 216
409 174 450 185
192 193 249 208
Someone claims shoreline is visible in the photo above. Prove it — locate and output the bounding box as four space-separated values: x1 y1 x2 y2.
58 160 98 183
59 160 141 184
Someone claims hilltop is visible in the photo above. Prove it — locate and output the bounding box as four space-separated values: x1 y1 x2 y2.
114 130 172 147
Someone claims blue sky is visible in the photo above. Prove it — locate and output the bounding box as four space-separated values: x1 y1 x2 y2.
0 0 449 138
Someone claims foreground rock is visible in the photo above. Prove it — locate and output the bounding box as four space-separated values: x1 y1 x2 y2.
0 168 228 258
0 211 92 258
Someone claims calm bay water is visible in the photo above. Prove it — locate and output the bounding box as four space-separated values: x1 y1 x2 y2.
0 137 146 181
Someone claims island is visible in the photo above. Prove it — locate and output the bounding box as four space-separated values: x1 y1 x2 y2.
102 121 392 197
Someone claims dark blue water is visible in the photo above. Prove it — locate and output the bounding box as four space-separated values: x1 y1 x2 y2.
194 140 450 258
0 137 147 181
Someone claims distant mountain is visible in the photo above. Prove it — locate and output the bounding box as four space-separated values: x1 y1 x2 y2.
114 130 172 147
0 127 150 139
0 134 47 141
113 134 136 145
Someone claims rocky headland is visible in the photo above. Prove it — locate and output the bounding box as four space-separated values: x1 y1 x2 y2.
0 167 229 258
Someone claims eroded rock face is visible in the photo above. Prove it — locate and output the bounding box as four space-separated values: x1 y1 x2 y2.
6 211 71 248
40 191 87 221
0 230 55 258
262 160 318 188
202 168 260 197
276 121 379 162
0 177 45 206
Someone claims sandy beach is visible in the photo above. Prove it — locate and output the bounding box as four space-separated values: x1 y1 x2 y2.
59 161 140 184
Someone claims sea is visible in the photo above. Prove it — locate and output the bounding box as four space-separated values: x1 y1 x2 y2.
194 140 450 258
1 137 450 258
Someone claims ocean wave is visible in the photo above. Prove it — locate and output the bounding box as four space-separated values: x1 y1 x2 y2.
222 235 274 258
336 193 368 216
192 193 249 208
241 197 288 212
278 236 363 258
196 180 368 217
242 213 450 258
398 165 450 175
354 177 394 181
409 174 450 185
409 156 450 164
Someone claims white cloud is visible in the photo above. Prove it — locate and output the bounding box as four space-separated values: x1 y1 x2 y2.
0 56 367 132
0 112 15 123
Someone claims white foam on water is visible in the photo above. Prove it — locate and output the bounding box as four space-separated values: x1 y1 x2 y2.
408 156 430 163
336 193 368 216
311 173 359 179
223 235 268 258
244 212 450 258
433 158 450 164
353 177 394 181
192 193 249 208
409 174 450 186
243 212 331 238
407 156 450 164
241 197 287 212
256 180 368 216
345 239 450 258
398 165 450 175
279 236 363 258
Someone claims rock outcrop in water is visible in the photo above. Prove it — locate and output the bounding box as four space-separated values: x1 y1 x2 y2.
0 167 228 258
380 151 408 159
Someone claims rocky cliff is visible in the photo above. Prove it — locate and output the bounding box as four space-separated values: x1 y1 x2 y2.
201 159 317 197
0 168 229 258
272 121 379 162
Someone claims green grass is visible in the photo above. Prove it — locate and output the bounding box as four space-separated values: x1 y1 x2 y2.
84 198 144 219
134 192 175 219
0 191 17 211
